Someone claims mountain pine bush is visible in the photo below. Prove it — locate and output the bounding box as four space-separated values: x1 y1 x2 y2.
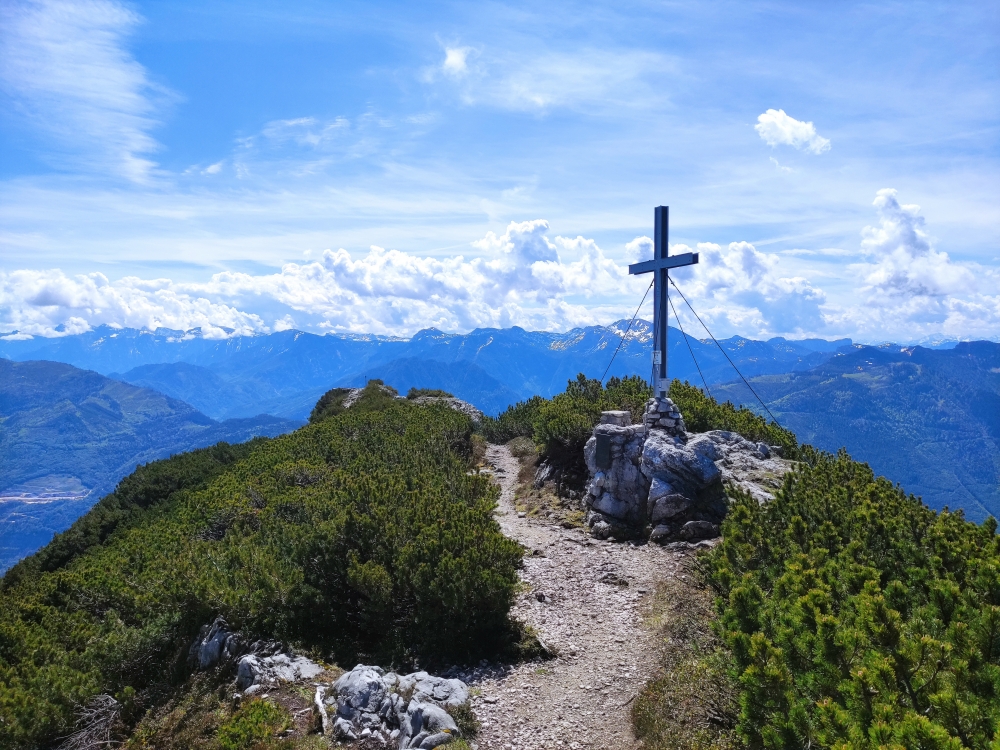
704 450 999 749
530 374 650 462
481 395 546 443
0 385 521 748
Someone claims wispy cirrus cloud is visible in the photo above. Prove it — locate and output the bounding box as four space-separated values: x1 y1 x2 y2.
428 43 670 112
0 0 168 182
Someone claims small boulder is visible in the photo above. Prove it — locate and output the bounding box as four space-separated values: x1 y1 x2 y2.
678 520 719 541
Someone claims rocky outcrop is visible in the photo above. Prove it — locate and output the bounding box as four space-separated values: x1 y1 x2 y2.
188 620 469 747
188 617 243 670
341 386 484 427
582 416 648 539
326 664 468 747
583 398 793 543
237 652 324 694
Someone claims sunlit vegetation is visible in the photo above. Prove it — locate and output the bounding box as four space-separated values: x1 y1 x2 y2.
705 451 999 749
0 382 521 749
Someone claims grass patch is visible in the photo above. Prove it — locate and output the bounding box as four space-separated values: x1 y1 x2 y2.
448 702 481 737
217 699 290 750
632 572 740 750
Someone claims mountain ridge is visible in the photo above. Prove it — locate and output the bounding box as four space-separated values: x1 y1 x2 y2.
0 359 301 571
1 321 853 419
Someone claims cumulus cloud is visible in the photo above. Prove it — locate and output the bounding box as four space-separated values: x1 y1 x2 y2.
0 269 266 338
624 236 654 264
677 240 828 336
1 221 631 338
856 189 974 296
0 0 167 182
835 189 1000 339
755 109 830 154
3 202 995 343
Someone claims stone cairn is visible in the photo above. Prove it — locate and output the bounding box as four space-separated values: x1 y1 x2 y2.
643 395 686 435
583 396 729 543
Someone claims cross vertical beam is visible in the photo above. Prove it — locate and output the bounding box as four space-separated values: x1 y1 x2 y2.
628 205 699 396
654 206 668 393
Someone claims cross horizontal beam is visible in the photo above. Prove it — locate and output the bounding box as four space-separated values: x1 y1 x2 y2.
627 252 699 276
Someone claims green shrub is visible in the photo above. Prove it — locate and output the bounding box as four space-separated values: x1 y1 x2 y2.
217 699 290 750
532 374 651 468
407 387 454 399
308 387 353 423
481 395 545 443
0 387 521 749
704 450 1000 749
669 380 799 459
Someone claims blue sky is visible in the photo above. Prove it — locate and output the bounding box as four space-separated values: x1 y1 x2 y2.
1 0 997 341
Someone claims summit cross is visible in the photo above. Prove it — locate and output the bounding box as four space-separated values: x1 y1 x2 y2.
628 206 699 397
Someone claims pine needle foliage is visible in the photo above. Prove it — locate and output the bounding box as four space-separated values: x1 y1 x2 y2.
480 395 546 444
704 450 1000 749
668 380 799 459
0 386 521 749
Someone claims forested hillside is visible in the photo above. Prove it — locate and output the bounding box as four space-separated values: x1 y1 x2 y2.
0 360 300 571
0 383 522 748
713 342 1000 520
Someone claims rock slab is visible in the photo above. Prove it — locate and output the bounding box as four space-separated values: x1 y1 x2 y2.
328 664 467 748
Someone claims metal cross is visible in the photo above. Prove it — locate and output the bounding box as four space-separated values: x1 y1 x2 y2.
628 206 699 396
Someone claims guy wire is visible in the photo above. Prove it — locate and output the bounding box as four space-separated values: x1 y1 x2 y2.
667 275 782 427
667 289 713 400
601 279 654 385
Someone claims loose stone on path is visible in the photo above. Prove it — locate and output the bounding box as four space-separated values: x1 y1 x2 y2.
464 444 691 750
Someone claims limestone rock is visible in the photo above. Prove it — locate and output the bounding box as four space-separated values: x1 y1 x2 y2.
325 664 468 746
400 701 460 748
389 671 469 709
237 652 324 691
641 431 723 499
582 402 795 543
188 617 242 670
677 520 719 541
599 410 631 426
642 396 686 436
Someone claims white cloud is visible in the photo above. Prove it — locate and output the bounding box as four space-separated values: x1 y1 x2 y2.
430 44 668 112
442 46 471 76
834 189 1000 339
679 240 828 336
856 188 974 296
755 109 831 154
0 268 265 337
0 220 631 337
624 236 653 264
0 0 167 182
202 161 223 175
769 156 793 173
3 202 996 343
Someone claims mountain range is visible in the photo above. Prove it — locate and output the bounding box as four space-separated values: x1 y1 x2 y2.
713 342 1000 521
3 323 996 568
1 322 850 419
0 359 300 571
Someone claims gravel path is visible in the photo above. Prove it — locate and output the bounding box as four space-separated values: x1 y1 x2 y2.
465 444 691 750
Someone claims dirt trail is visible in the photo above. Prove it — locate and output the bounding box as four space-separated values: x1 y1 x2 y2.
465 444 690 750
